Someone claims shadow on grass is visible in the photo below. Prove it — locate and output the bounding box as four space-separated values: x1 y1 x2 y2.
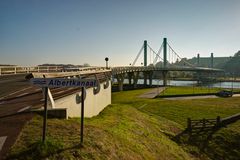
6 139 84 160
173 125 239 160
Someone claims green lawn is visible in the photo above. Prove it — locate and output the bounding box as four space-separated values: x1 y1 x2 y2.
7 88 240 160
160 86 220 96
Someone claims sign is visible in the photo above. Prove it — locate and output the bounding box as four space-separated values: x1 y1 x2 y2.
30 78 97 88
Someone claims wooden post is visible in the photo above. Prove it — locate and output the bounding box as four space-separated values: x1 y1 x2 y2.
216 116 221 127
187 118 192 131
203 118 206 128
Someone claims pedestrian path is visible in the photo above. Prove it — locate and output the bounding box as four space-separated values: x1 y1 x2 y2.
138 87 165 99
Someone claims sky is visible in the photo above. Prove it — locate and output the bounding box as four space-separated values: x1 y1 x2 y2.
1 0 240 66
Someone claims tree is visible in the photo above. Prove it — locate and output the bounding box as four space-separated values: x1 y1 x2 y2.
234 50 240 57
83 63 90 67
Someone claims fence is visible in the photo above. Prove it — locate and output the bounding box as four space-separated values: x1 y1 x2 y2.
187 113 240 134
187 116 221 134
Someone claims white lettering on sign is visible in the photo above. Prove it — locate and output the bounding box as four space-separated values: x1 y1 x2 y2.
30 78 97 88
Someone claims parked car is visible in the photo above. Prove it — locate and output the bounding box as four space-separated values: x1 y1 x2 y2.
216 90 233 97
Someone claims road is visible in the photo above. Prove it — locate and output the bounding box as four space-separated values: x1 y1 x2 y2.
0 74 29 98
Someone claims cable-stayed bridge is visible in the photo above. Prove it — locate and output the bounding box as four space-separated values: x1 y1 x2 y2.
1 38 222 90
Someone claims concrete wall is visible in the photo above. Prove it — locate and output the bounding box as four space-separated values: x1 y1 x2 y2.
52 81 111 118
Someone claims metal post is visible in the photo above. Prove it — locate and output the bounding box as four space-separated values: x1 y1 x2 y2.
197 53 200 66
144 40 147 66
105 57 109 69
80 87 85 146
163 38 167 68
211 53 214 68
42 87 48 143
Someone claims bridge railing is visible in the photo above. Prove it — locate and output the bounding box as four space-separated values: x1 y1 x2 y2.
111 66 223 75
0 66 65 75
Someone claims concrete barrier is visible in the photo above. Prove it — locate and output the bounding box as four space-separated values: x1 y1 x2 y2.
51 81 111 118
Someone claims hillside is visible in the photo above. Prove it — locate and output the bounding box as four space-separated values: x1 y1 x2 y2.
7 88 240 160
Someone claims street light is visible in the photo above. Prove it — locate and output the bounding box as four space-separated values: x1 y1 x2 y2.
105 57 109 69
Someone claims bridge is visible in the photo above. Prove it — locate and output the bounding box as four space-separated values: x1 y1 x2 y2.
1 38 223 90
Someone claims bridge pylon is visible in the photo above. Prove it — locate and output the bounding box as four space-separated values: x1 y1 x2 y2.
144 40 147 66
163 38 168 86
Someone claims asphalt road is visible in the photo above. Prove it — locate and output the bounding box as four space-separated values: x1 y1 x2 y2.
0 74 29 98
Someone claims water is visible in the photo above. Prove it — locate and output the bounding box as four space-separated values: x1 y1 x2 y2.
113 79 240 89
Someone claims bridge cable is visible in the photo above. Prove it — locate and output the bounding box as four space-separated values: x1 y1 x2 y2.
132 44 144 66
153 43 163 65
147 44 164 65
167 43 195 67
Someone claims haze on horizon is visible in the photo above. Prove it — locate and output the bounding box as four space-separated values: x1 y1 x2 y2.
1 0 240 67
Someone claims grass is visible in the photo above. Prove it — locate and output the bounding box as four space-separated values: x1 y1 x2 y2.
7 88 240 160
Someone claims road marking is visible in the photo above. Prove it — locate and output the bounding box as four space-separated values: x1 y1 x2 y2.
56 90 65 94
7 87 32 96
0 101 5 105
17 93 29 97
0 136 7 151
17 106 31 113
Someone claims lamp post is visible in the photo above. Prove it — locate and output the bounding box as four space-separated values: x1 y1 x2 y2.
105 57 109 69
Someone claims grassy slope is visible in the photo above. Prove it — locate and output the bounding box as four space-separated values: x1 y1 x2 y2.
8 88 240 160
7 89 192 160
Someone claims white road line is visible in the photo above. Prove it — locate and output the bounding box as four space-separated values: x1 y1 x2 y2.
0 136 7 151
17 106 31 113
7 87 32 96
56 90 65 94
17 93 29 97
0 101 5 105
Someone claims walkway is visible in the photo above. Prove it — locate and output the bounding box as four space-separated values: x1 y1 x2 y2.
163 94 240 100
138 87 165 99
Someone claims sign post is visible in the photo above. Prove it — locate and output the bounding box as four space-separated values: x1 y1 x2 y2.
42 87 48 143
80 87 84 146
30 78 97 145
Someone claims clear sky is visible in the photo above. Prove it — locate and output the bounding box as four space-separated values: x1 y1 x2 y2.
1 0 240 66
